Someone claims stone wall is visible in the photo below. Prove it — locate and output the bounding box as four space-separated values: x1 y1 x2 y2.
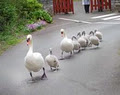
38 0 53 15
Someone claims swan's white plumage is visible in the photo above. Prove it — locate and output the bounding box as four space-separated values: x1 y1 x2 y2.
78 37 87 47
60 37 74 52
45 54 59 68
81 31 91 46
72 40 80 50
25 52 44 72
89 31 99 46
89 36 99 46
71 36 81 51
24 34 44 72
60 29 74 53
94 30 103 41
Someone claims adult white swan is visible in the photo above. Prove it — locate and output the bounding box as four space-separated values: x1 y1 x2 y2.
60 29 74 59
45 48 59 71
24 34 47 80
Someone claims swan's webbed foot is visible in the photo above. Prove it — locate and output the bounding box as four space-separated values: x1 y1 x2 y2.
97 45 99 48
56 66 59 71
53 68 57 71
50 67 56 71
59 57 64 60
41 67 47 80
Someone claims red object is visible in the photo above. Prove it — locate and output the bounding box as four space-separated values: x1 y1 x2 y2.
90 0 111 12
53 0 74 14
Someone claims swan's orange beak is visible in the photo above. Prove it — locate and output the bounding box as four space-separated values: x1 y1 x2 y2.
27 41 30 46
61 32 64 37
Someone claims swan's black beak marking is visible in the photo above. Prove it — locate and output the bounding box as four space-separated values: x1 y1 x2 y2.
26 38 30 46
61 32 63 34
61 32 64 37
26 38 30 42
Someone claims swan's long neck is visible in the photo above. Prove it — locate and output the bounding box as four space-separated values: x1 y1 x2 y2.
27 40 33 55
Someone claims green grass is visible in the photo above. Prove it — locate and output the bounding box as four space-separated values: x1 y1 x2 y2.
0 0 52 55
0 36 24 54
0 20 46 55
0 32 26 55
0 21 33 55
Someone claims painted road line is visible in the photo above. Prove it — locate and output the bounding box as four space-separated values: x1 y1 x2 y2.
59 18 80 22
96 22 120 24
114 18 120 20
91 13 117 19
102 15 120 20
80 21 92 24
59 18 91 24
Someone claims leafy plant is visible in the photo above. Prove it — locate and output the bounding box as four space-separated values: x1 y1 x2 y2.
2 3 17 23
19 0 43 18
0 0 53 55
41 10 53 23
0 16 5 31
0 2 18 32
29 10 52 23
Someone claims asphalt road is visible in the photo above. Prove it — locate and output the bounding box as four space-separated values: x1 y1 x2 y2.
0 1 120 95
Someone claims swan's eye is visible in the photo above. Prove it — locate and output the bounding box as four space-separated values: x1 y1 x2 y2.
27 38 30 42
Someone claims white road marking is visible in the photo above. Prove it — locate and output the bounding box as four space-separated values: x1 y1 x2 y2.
114 18 120 20
91 13 117 19
102 15 120 20
80 21 92 24
59 18 91 24
59 18 80 22
58 18 120 25
96 22 120 24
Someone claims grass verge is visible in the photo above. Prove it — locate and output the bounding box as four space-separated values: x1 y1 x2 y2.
0 20 46 55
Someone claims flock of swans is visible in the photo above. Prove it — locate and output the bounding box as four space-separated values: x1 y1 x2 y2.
24 29 103 80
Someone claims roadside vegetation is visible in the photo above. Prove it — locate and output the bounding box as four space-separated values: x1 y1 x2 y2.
0 0 53 55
